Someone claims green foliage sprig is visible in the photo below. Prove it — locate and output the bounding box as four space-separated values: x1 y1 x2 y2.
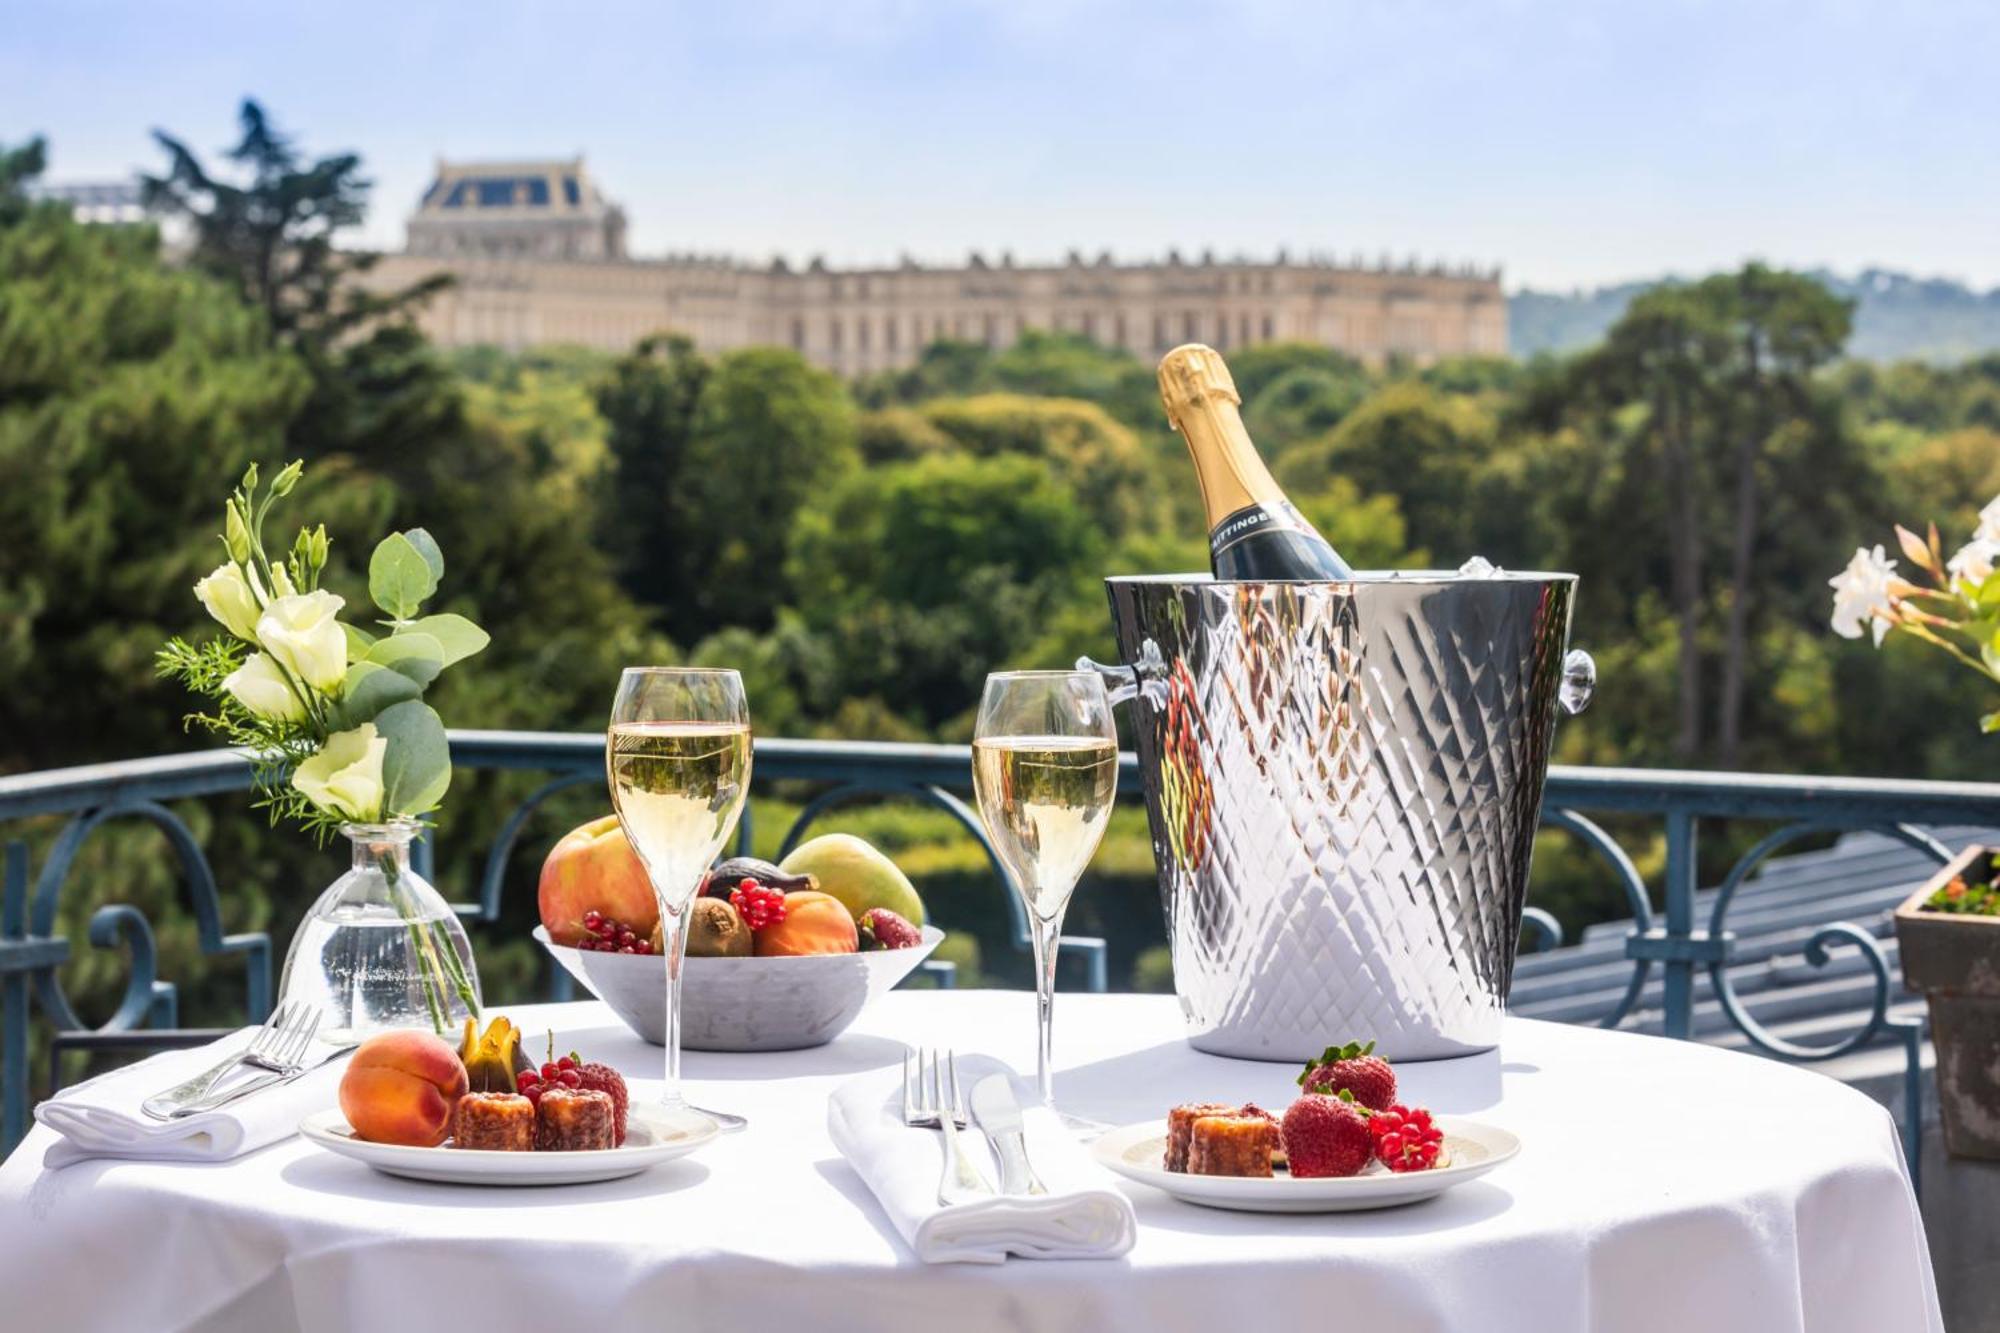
157 460 489 841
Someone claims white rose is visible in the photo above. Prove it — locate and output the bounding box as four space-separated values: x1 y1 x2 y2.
194 564 262 640
1828 544 1897 646
257 590 348 693
1975 494 2000 543
292 724 388 823
1946 536 2000 586
221 652 306 721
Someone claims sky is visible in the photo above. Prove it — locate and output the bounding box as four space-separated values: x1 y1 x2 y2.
6 0 1999 292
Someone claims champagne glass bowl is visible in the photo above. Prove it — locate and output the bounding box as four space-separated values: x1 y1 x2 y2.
535 925 943 1051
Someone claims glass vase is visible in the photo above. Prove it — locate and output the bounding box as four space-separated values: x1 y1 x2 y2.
278 820 481 1042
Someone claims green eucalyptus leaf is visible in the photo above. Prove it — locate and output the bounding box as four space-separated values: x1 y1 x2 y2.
363 632 445 686
403 613 489 668
1978 570 2000 610
369 532 439 620
342 622 378 663
375 700 452 816
328 661 422 730
403 528 444 581
1982 710 2000 734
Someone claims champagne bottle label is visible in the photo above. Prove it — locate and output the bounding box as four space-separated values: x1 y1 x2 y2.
1210 501 1314 560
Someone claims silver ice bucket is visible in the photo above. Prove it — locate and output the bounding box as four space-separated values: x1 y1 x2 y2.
1084 573 1594 1062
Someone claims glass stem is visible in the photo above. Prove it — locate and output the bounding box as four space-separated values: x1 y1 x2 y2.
1028 902 1067 1109
660 900 690 1109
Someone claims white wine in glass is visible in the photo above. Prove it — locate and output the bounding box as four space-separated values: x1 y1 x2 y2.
972 671 1118 1112
607 669 751 1126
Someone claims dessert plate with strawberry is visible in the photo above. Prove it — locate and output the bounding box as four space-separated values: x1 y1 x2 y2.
1089 1039 1521 1213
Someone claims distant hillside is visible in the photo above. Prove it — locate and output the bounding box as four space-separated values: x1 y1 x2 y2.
1509 269 2000 363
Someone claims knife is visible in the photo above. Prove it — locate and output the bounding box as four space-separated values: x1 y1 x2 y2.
971 1075 1046 1196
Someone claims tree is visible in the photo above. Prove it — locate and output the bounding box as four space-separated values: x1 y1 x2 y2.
0 136 49 226
0 163 308 768
788 454 1100 726
594 335 709 621
142 100 446 353
1276 381 1496 561
921 393 1166 539
679 347 859 633
1701 265 1853 766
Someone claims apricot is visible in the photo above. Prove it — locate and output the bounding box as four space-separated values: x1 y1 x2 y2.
753 891 860 957
539 814 661 945
339 1029 469 1147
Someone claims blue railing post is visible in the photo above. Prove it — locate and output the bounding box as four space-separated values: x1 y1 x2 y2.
1660 811 1698 1040
2 842 30 1151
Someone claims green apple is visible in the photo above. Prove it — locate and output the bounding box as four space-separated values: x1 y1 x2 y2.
778 834 925 927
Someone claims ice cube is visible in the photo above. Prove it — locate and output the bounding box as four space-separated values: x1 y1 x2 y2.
1456 556 1503 578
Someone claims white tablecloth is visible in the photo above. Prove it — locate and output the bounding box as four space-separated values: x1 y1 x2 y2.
0 993 1939 1333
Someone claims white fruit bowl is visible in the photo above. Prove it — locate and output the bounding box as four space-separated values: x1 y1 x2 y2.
534 924 943 1052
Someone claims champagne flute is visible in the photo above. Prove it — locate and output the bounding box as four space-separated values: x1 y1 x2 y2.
607 668 751 1126
972 670 1118 1112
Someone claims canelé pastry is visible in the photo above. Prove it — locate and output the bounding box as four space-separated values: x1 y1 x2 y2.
536 1087 616 1151
1166 1102 1241 1172
1187 1113 1279 1178
451 1091 535 1151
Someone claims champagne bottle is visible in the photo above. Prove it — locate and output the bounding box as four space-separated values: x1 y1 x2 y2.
1157 343 1356 581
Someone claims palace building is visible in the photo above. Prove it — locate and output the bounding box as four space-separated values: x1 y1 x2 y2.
363 157 1508 373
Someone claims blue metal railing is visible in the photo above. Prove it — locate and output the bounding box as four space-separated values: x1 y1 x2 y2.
3 734 1996 1170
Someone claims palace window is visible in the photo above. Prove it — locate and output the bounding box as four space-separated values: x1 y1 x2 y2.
983 314 997 346
1240 314 1252 345
1183 311 1198 341
1262 314 1275 339
1114 313 1127 346
1082 312 1097 340
791 318 805 350
829 317 843 351
886 318 900 352
858 318 871 351
1153 314 1167 348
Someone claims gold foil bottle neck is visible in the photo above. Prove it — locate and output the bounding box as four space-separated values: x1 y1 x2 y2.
1157 343 1241 432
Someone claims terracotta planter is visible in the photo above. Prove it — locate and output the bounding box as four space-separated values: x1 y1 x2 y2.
1894 846 2000 1160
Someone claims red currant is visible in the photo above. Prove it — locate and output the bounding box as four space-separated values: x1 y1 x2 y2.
559 1070 582 1088
541 1062 559 1080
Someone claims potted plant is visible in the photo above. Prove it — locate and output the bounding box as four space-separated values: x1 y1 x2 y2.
1832 495 2000 1159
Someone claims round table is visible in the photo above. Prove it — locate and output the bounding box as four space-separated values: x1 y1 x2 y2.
0 992 1940 1333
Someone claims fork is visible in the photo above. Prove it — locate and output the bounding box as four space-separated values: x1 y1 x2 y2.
141 1004 324 1121
170 1007 326 1118
903 1048 992 1206
141 1002 307 1121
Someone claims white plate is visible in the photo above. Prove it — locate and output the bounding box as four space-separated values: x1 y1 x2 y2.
1091 1115 1520 1213
299 1102 720 1186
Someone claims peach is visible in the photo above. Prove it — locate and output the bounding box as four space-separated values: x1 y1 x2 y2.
539 814 661 946
754 891 861 957
339 1030 469 1147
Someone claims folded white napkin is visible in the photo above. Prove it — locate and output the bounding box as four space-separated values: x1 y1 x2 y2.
34 1028 350 1168
826 1056 1136 1265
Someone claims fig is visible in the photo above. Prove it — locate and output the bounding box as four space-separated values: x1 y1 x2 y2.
704 856 817 898
685 897 754 957
459 1015 530 1094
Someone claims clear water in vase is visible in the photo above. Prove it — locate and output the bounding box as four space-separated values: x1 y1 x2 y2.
278 822 481 1043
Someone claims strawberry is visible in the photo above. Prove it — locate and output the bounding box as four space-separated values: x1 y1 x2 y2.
857 908 921 950
1298 1039 1396 1111
567 1052 630 1146
1281 1092 1373 1178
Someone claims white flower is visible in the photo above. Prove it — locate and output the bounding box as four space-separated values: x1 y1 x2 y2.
1829 544 1898 646
221 652 306 721
1946 536 2000 586
1975 494 2000 543
292 724 388 823
256 590 348 693
193 562 292 640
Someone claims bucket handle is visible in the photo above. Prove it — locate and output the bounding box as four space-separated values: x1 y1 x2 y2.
1560 648 1596 716
1074 655 1140 707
